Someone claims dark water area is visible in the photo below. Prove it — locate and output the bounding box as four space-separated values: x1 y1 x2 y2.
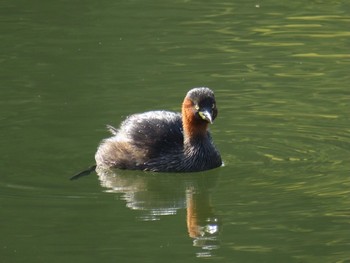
1 1 349 262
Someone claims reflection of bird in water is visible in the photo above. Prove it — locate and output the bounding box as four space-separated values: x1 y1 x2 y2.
72 87 222 180
186 188 220 257
96 166 221 257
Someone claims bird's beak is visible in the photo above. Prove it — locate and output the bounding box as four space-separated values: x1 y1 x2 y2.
198 109 213 124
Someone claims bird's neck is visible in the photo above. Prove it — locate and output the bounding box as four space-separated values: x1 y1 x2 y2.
181 99 209 143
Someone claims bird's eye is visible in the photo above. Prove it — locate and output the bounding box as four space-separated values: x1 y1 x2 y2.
195 104 200 110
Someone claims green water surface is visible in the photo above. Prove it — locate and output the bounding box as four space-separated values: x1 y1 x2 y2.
1 0 349 262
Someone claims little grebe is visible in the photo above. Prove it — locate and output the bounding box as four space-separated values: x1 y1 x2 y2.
73 87 221 178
